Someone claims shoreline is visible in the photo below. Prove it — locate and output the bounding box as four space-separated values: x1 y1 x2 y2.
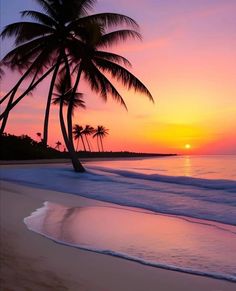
1 178 235 290
0 154 176 165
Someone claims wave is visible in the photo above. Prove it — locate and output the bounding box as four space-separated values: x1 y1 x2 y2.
89 166 236 192
1 165 236 225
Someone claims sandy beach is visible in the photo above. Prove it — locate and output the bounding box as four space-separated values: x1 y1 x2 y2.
0 169 235 291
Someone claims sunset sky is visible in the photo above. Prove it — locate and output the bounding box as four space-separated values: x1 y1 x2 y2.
1 0 236 154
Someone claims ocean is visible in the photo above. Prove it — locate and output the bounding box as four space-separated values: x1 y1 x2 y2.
1 155 236 282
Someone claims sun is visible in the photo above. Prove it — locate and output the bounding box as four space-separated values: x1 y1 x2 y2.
185 144 191 149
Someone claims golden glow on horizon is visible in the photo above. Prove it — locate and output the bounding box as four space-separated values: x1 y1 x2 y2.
185 144 191 149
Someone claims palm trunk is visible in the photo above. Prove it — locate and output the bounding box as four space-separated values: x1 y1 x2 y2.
81 136 87 151
97 136 100 152
76 138 80 152
42 55 62 147
0 64 56 121
0 63 34 105
0 65 39 135
67 66 82 148
85 135 91 151
100 136 104 152
59 97 85 172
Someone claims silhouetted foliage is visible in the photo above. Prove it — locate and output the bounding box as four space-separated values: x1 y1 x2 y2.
0 134 63 160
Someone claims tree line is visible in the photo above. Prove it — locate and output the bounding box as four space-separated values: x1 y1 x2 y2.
37 124 109 152
0 0 153 172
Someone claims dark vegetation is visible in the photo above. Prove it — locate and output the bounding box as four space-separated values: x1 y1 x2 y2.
0 134 176 160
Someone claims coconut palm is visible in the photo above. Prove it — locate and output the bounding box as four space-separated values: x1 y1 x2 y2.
65 21 153 150
73 124 86 151
55 141 62 150
1 0 153 172
0 0 139 147
52 70 86 171
82 125 94 152
93 125 109 152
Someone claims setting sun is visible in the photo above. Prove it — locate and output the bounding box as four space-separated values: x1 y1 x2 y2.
185 144 191 149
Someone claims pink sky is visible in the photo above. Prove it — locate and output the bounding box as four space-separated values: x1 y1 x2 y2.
1 0 236 154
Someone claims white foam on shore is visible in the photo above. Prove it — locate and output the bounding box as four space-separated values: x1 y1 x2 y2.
1 164 236 225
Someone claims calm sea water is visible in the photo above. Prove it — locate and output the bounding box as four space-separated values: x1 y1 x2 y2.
88 154 236 180
1 155 236 281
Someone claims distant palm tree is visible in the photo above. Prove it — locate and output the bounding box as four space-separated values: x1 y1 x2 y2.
55 141 62 151
82 125 94 152
0 0 141 148
73 124 86 151
52 71 85 171
1 0 153 172
36 132 42 142
93 126 109 152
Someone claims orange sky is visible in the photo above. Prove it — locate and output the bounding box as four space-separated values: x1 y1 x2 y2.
1 0 236 154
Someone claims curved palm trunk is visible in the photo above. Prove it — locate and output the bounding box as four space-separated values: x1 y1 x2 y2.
85 135 91 152
81 136 87 151
97 136 100 152
0 63 34 105
67 66 82 148
59 98 85 172
76 138 80 151
0 87 18 135
42 55 62 147
0 64 56 121
0 64 39 135
100 136 104 152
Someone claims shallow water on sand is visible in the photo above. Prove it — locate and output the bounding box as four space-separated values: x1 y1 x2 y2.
24 202 236 282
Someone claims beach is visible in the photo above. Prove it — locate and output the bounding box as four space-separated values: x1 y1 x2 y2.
1 163 235 291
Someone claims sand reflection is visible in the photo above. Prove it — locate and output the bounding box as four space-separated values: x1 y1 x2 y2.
24 202 236 280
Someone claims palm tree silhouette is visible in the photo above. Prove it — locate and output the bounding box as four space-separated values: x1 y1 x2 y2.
55 141 62 151
0 0 140 146
36 132 42 142
1 0 153 172
93 126 109 152
73 125 86 152
52 72 86 171
82 125 94 152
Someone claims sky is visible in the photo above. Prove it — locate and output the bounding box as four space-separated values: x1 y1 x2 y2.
1 0 236 154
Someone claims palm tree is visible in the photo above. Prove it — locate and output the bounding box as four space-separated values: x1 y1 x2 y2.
93 125 109 152
1 0 153 172
82 125 94 152
0 0 140 147
65 22 153 150
36 132 42 142
73 124 86 151
55 141 62 150
52 71 85 171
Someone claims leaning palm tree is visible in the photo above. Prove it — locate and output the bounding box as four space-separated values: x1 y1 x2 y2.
93 125 109 152
0 0 140 147
65 21 154 149
52 70 86 171
73 125 87 151
82 125 94 152
1 0 154 172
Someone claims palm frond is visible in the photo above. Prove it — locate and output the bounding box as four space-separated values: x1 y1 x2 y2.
21 10 58 27
94 58 154 103
79 13 139 30
95 51 131 67
33 0 58 20
1 22 54 45
96 30 141 48
83 61 127 109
